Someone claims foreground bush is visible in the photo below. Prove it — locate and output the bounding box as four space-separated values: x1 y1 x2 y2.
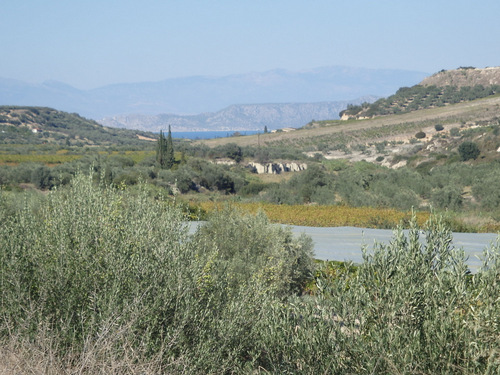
0 173 314 373
0 173 499 373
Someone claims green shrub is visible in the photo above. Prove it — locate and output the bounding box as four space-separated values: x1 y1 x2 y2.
458 141 480 161
431 185 464 210
415 131 426 139
0 174 316 372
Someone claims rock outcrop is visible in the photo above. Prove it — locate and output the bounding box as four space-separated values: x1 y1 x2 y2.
248 162 307 174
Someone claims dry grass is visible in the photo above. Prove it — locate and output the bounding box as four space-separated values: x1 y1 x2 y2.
0 338 166 375
252 171 297 183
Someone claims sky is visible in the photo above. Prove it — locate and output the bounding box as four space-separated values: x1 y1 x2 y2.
1 0 499 90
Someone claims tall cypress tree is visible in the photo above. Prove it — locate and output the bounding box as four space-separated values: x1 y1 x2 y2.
165 125 175 169
156 130 166 168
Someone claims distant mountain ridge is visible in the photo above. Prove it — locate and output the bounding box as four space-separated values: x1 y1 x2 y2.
0 66 428 120
98 98 378 132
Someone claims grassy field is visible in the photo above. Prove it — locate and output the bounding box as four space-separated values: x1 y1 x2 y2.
0 148 155 166
196 201 431 228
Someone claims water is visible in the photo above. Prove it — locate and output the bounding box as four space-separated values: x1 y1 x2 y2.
288 225 498 271
189 222 499 271
172 130 261 140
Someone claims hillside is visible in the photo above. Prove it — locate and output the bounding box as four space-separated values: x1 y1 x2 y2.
200 94 500 169
0 106 156 146
421 66 500 87
99 98 378 132
339 67 500 120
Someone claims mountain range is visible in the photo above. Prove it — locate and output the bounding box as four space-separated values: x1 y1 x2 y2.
0 66 428 131
99 99 379 132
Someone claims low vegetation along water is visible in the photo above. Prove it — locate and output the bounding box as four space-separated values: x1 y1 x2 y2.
191 222 499 271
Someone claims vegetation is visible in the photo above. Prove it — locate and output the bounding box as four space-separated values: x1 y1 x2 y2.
156 126 175 169
2 70 500 371
1 173 499 373
459 141 481 161
415 130 426 139
0 106 156 146
339 84 500 119
198 201 430 229
3 139 500 231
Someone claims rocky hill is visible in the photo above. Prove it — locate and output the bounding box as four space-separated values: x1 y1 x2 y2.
421 66 500 87
339 67 500 120
98 98 378 132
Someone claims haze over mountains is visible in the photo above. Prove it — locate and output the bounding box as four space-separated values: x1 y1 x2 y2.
0 66 428 131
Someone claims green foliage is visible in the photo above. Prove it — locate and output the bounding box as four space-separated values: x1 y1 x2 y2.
459 141 480 161
222 142 243 162
415 130 426 139
431 185 464 210
155 127 175 169
472 171 500 209
0 173 316 372
339 84 500 119
450 127 461 136
1 179 499 372
193 206 315 296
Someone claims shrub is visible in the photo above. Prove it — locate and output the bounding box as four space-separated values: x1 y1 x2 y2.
434 124 444 131
458 141 480 161
431 185 464 210
415 131 426 139
0 174 316 372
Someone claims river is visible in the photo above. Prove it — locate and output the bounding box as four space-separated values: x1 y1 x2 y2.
189 222 499 271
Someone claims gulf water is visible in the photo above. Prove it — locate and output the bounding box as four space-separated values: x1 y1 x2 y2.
171 130 261 140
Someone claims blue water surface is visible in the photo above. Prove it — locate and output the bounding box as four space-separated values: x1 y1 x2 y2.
172 130 260 140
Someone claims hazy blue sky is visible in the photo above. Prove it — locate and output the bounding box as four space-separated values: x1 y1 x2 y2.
1 0 499 89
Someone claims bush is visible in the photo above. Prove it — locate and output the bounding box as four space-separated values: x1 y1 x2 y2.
0 174 316 372
434 124 444 131
415 131 426 139
431 185 464 210
458 141 480 161
2 172 499 373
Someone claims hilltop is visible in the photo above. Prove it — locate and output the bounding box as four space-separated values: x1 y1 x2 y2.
339 67 500 120
0 106 156 146
421 66 500 87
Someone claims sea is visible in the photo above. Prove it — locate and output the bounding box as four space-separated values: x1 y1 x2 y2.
171 130 261 140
